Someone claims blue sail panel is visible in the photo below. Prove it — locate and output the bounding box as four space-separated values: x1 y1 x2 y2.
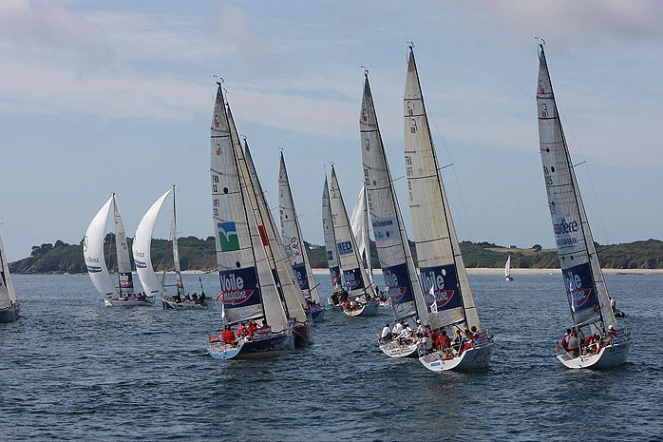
563 262 600 324
329 265 341 292
219 267 262 310
383 263 414 306
419 264 463 312
342 267 366 291
292 263 309 291
119 272 134 290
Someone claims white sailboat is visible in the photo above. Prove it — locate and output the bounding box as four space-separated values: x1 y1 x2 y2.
505 254 514 282
329 165 378 317
84 194 149 307
322 177 343 308
404 45 494 371
361 71 429 357
0 230 20 323
243 139 312 347
279 152 325 322
207 83 294 360
134 187 208 310
536 44 631 369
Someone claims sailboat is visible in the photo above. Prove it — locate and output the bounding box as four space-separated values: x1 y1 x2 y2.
361 70 429 357
279 152 325 322
243 139 313 347
133 187 208 310
321 177 343 309
404 45 494 371
536 44 631 369
0 230 20 323
207 83 294 360
505 254 514 282
84 194 150 307
329 166 378 317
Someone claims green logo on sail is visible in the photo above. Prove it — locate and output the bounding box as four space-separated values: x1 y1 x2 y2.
217 222 240 251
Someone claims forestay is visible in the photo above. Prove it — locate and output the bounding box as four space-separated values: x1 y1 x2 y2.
329 166 375 298
133 188 172 297
536 45 616 330
322 177 342 294
360 72 428 323
403 46 480 331
279 152 322 304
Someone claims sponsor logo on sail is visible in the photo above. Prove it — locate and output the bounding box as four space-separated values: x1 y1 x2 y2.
86 266 103 273
290 237 301 256
119 273 133 288
219 272 254 305
553 216 581 248
337 241 353 256
214 114 220 128
421 267 456 309
217 222 240 252
372 217 399 242
565 270 591 309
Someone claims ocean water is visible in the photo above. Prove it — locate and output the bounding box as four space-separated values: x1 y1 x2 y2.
1 272 662 441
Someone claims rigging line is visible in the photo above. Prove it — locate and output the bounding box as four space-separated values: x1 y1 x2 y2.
557 111 610 246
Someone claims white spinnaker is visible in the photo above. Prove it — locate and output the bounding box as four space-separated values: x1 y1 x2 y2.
404 47 480 331
133 189 172 297
361 72 428 323
84 195 119 297
0 231 17 309
226 105 289 332
210 85 263 326
322 177 342 293
279 152 321 304
536 45 615 330
329 166 375 298
243 139 308 324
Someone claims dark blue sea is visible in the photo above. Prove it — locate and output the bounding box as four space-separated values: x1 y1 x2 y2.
1 272 662 441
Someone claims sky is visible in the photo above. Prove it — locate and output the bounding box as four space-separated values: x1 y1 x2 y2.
1 0 662 261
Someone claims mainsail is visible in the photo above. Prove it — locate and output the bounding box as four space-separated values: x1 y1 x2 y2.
0 231 18 310
322 177 342 294
536 44 616 331
403 46 480 331
329 166 375 299
279 152 322 304
113 195 135 295
133 188 173 297
361 72 428 323
210 84 288 332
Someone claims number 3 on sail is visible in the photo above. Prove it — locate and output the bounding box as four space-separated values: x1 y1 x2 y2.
536 44 631 369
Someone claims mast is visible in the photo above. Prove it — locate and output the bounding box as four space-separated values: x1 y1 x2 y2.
171 184 185 297
361 70 428 323
404 45 480 331
536 45 615 331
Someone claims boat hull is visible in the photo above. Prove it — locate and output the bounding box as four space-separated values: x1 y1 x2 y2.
104 296 155 307
293 324 314 347
162 299 208 310
0 306 20 323
311 306 326 322
419 342 495 372
378 299 391 309
379 341 419 358
557 340 631 369
208 332 295 360
343 301 379 317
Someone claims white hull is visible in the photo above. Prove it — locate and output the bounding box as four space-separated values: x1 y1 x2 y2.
505 276 513 282
104 296 155 307
556 340 631 369
343 300 379 317
162 298 208 310
378 299 391 309
379 341 419 358
419 342 494 372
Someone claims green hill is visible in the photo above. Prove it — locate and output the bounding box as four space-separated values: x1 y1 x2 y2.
9 237 663 274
